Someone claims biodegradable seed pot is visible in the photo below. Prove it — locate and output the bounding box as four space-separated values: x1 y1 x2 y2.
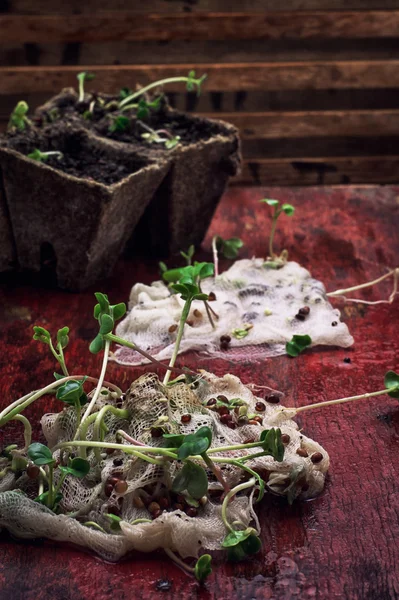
0 126 170 290
0 179 15 272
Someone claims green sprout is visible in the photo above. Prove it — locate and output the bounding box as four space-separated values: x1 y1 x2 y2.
27 149 64 163
194 554 212 583
231 323 253 340
7 101 31 131
180 245 195 266
135 96 163 118
118 70 206 110
286 334 312 357
139 120 181 150
212 236 243 277
260 199 295 265
33 325 70 376
77 71 95 103
108 115 130 133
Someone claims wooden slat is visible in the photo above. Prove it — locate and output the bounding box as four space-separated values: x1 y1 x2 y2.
6 1 399 14
2 61 399 95
1 11 399 43
235 156 399 185
209 110 399 138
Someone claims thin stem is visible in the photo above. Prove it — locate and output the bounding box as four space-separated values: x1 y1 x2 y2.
106 333 193 376
83 521 106 533
11 415 32 448
202 453 230 494
268 211 279 259
212 236 219 278
54 471 68 497
79 341 110 431
131 518 152 525
78 79 84 103
294 387 392 414
163 301 191 385
116 429 146 447
207 441 262 455
327 268 398 298
54 440 177 463
119 77 191 108
164 548 195 575
74 397 81 437
221 478 256 533
203 301 215 329
92 406 130 461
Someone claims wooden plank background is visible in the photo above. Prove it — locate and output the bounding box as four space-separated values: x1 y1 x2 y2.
1 0 399 185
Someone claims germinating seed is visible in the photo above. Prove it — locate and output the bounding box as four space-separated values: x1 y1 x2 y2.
311 452 323 464
296 448 309 458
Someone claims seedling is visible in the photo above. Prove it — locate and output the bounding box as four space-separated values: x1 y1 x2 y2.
212 236 243 277
194 554 212 583
260 199 295 266
232 323 253 340
33 325 70 376
76 72 95 103
7 101 31 131
27 149 64 163
118 70 206 110
180 245 195 266
139 120 181 150
286 334 312 357
108 115 130 133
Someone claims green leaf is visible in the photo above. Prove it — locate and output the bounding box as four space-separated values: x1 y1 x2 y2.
159 261 168 274
28 443 55 466
172 461 208 499
90 333 105 354
109 115 130 133
34 491 63 509
53 372 64 380
281 203 295 216
100 313 114 335
177 426 212 460
193 262 214 281
112 303 126 322
77 71 95 84
11 455 28 472
56 326 69 349
95 293 110 315
105 513 122 531
60 457 90 478
240 533 262 555
223 529 261 562
194 554 212 583
162 267 188 283
162 433 186 448
385 370 399 398
260 199 279 206
286 334 312 357
260 428 285 462
32 326 51 345
28 149 46 162
222 529 252 548
165 136 181 150
119 87 133 101
56 379 86 406
216 236 244 260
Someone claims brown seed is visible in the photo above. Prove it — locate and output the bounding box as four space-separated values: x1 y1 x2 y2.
255 401 266 412
217 394 228 403
220 335 231 343
105 447 115 455
181 414 191 424
148 502 161 514
311 452 323 464
133 496 145 509
105 483 114 497
207 398 216 407
107 504 121 516
113 457 123 467
252 416 263 424
26 465 40 479
243 438 255 444
159 497 169 510
114 480 128 494
281 434 291 444
186 319 194 327
176 495 186 505
193 309 202 318
217 406 230 416
220 341 230 351
331 321 338 327
295 313 306 321
173 503 184 511
208 292 217 302
220 414 232 425
186 507 198 517
296 448 309 458
267 394 280 404
152 510 162 519
168 324 178 333
298 306 310 316
151 427 163 438
248 419 260 426
227 422 236 430
108 476 120 486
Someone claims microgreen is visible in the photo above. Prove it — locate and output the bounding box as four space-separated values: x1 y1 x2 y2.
56 378 88 407
7 101 31 131
384 371 399 398
231 324 253 340
108 115 130 133
260 198 295 261
172 460 209 499
28 442 55 466
135 96 163 119
119 87 133 101
180 245 195 266
259 428 284 462
59 457 90 478
222 526 261 562
77 71 95 103
140 123 181 150
214 236 243 260
118 71 206 110
105 513 122 532
194 554 212 583
27 149 64 163
33 325 70 377
286 334 312 357
89 293 126 354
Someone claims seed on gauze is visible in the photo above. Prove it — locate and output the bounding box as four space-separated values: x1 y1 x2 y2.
193 309 203 318
207 398 217 407
296 448 309 458
255 401 266 412
148 502 161 514
267 394 280 404
114 480 128 494
208 292 217 301
26 465 40 479
311 452 323 464
281 434 291 444
168 324 178 333
181 414 191 424
133 495 145 509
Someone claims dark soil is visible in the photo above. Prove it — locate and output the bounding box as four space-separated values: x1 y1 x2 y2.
3 126 148 186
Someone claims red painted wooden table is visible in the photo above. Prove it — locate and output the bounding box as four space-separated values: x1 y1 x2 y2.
0 186 398 600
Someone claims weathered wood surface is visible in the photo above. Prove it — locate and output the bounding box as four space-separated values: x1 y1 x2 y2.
0 185 398 600
1 11 399 43
2 61 399 95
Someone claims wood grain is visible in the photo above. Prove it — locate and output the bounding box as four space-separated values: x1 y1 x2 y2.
0 185 398 599
2 61 399 95
1 11 399 43
235 156 399 185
